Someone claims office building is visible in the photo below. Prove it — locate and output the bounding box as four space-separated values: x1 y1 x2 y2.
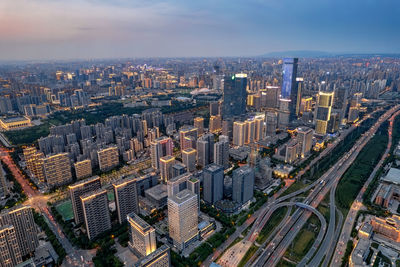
232 165 254 205
97 146 119 171
172 163 186 178
167 172 193 197
0 225 22 267
214 135 229 169
285 139 298 164
233 121 246 146
168 189 199 251
297 127 313 158
265 112 278 136
127 212 156 257
193 117 204 136
327 112 340 133
150 136 173 170
315 91 334 135
181 148 196 172
113 177 139 224
280 58 299 122
196 133 214 167
43 152 72 188
187 177 200 209
133 244 171 267
23 147 45 183
209 115 222 133
203 164 224 204
300 97 313 114
160 155 175 182
245 119 256 144
222 73 247 118
74 159 92 180
81 189 111 240
0 206 38 257
209 101 220 116
68 176 101 225
179 126 198 150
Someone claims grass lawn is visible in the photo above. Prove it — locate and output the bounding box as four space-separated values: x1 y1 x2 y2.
107 191 115 201
56 200 74 221
256 207 288 244
280 182 308 198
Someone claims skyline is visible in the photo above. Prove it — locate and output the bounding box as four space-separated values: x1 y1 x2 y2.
1 0 400 60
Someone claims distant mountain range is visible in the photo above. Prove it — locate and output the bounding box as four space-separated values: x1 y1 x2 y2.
260 50 400 58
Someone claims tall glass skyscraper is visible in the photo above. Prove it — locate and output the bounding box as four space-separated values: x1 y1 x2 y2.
222 73 247 118
280 58 299 122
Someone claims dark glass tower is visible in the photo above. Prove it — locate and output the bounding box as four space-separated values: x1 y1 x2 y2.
281 58 299 121
222 73 247 119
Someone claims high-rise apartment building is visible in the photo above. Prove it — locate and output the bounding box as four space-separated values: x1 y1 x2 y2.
209 115 222 133
193 117 204 136
196 133 214 167
168 189 198 251
181 148 196 172
23 147 45 183
222 73 247 118
97 146 119 171
43 152 72 188
133 244 171 267
113 177 139 224
203 164 224 204
265 112 278 136
233 121 246 146
296 127 313 158
81 189 111 240
214 135 229 169
74 159 92 180
0 206 38 257
68 176 102 225
232 165 254 205
160 155 175 182
127 212 156 257
151 136 173 170
315 91 334 135
0 225 22 267
179 126 198 151
285 139 298 164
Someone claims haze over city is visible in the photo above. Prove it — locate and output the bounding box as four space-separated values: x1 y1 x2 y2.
1 0 400 60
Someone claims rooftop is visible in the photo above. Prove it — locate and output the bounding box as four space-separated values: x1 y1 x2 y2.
169 189 196 204
127 212 152 231
145 184 167 200
382 168 400 185
1 116 30 123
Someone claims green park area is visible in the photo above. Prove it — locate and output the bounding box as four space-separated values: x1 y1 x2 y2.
284 214 321 263
256 207 288 244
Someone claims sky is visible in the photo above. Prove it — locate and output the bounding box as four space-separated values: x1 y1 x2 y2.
0 0 400 60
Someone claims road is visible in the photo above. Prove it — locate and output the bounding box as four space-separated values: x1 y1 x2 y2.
331 109 400 267
0 146 95 266
251 105 399 267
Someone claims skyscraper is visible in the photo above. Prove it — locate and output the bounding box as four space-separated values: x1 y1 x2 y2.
113 177 139 224
0 206 38 257
68 176 102 225
97 146 119 171
196 133 214 167
222 73 247 118
167 172 193 197
232 165 254 205
81 189 111 240
150 136 173 170
315 91 334 135
281 58 299 122
209 101 220 116
296 127 313 158
209 115 222 133
133 244 171 267
193 117 204 136
265 112 278 136
23 146 45 183
214 135 229 169
168 189 198 251
172 163 187 178
0 225 22 267
127 212 156 257
181 148 196 172
202 164 224 204
233 121 246 146
179 126 198 151
160 155 175 182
